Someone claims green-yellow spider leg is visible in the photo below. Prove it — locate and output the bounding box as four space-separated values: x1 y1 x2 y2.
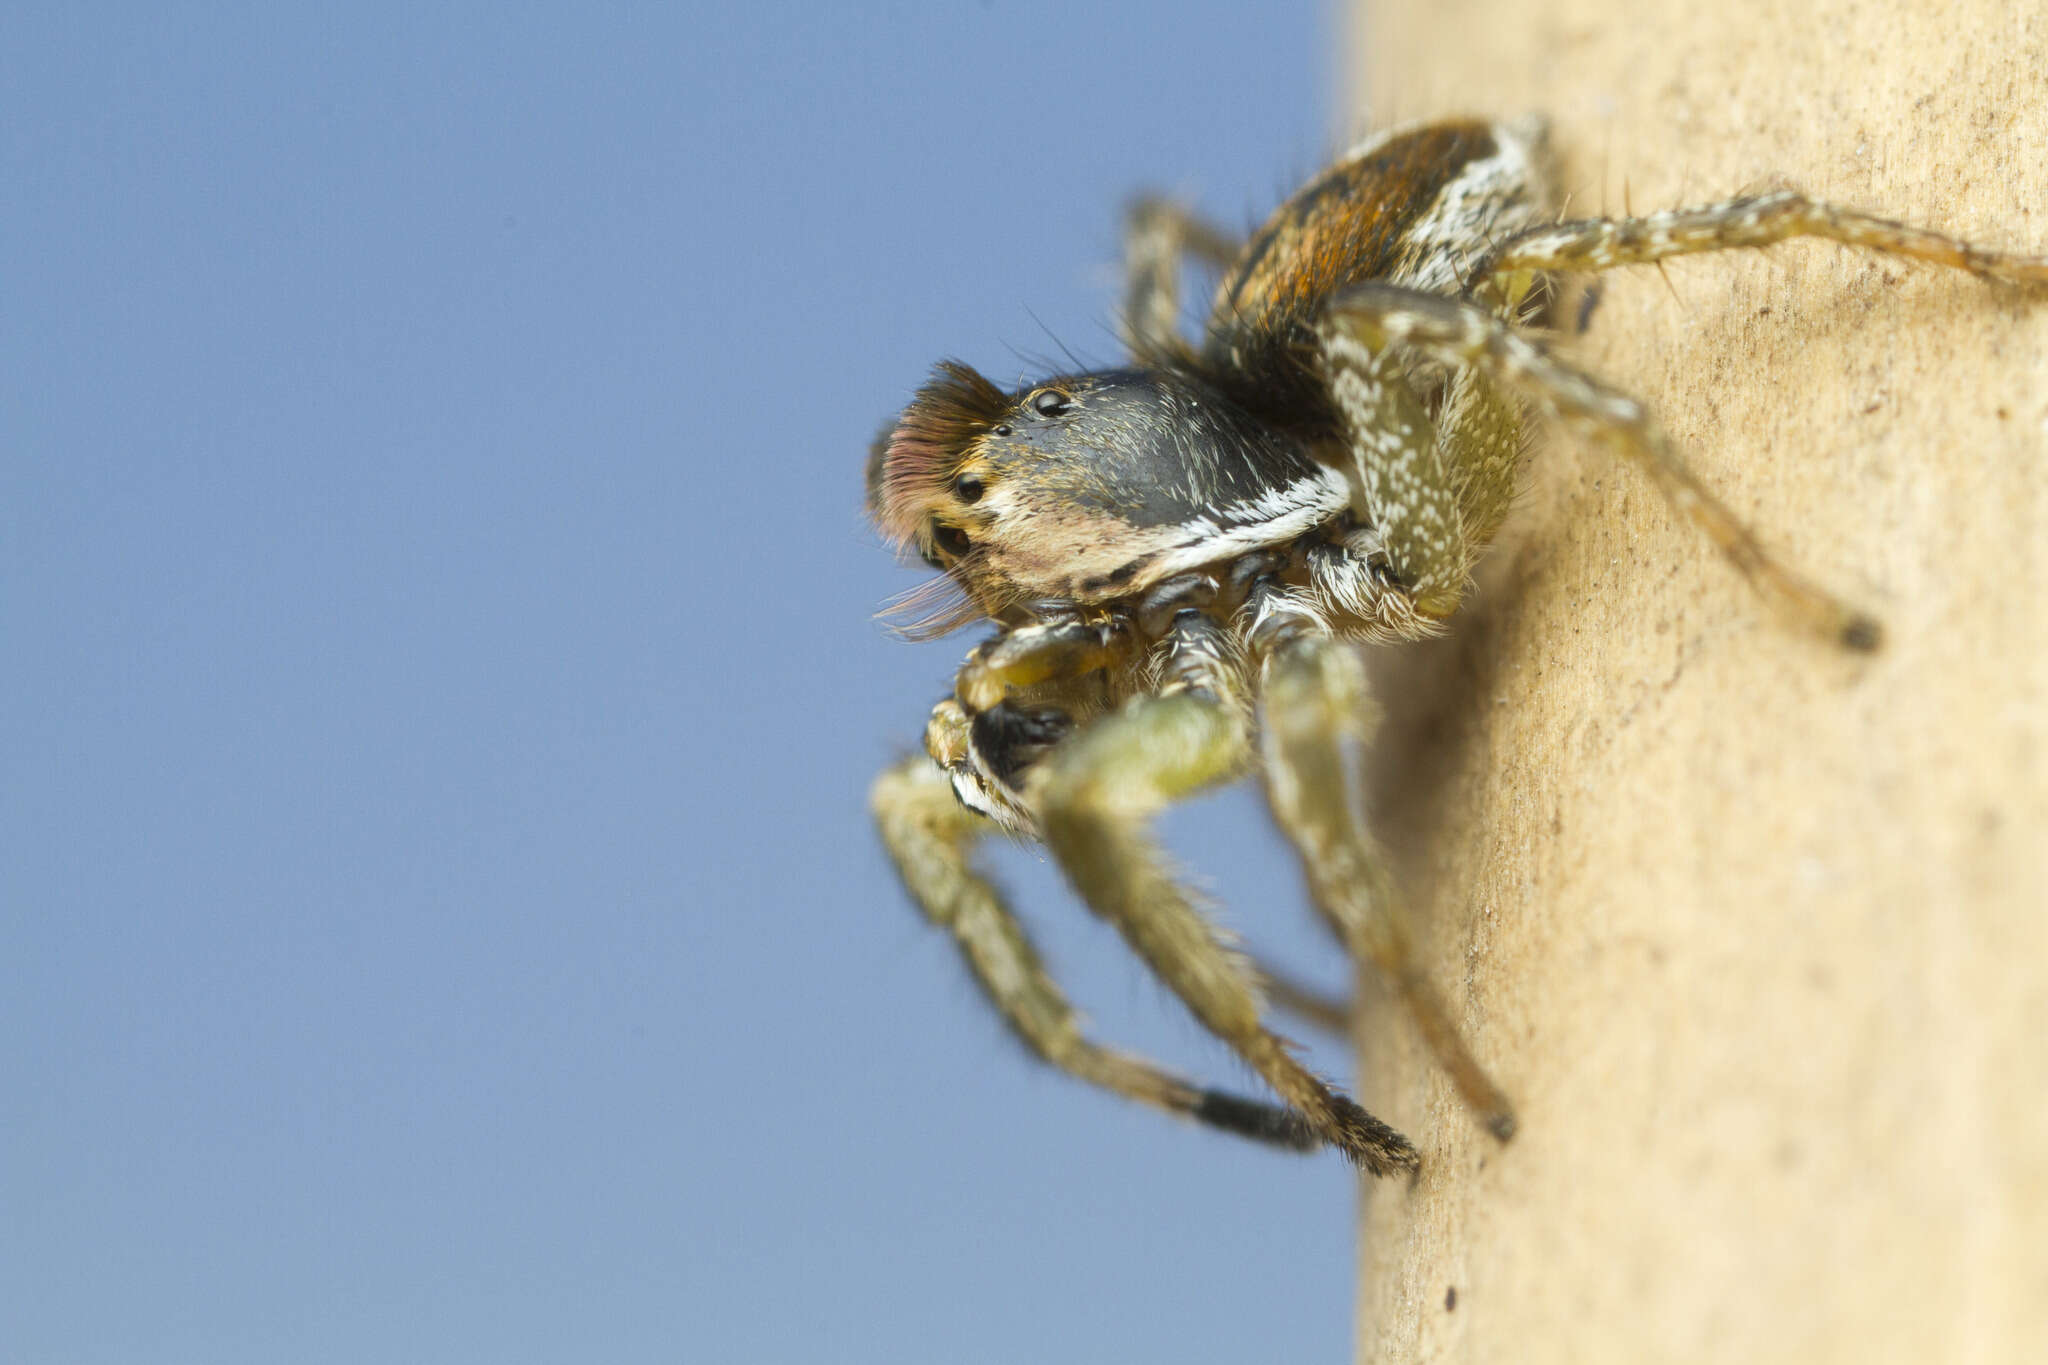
1121 195 1242 362
1248 591 1517 1142
1033 611 1419 1174
1481 189 2048 285
1326 283 1884 651
871 754 1319 1152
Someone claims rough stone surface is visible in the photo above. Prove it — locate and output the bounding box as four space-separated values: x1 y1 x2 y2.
1342 3 2048 1360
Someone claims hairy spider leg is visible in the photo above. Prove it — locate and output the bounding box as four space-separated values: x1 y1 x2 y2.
945 617 1358 1040
871 755 1320 1152
1480 189 2048 286
1031 610 1420 1173
1247 588 1518 1141
1244 960 1351 1040
1418 190 2048 648
925 672 1355 1040
1121 196 1243 363
1326 284 1887 651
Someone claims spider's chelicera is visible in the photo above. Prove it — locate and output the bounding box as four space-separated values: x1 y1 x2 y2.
866 117 2047 1173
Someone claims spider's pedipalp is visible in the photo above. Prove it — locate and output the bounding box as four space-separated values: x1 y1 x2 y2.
955 618 1128 715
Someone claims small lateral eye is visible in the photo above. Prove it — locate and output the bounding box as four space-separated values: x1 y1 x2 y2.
992 423 1013 437
952 472 984 503
1029 389 1071 418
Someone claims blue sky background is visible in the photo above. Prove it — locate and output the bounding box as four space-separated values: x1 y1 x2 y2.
5 5 1372 1362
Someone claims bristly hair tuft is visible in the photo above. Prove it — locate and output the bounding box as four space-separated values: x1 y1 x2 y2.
875 574 1000 641
867 361 1009 546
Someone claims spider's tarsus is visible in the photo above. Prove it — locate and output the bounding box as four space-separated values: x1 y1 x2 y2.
1358 1139 1423 1178
1329 1097 1421 1175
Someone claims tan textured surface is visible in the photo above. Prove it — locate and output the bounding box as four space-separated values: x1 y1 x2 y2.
1341 2 2048 1361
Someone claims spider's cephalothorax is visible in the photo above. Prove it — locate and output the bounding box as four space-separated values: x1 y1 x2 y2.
867 117 2048 1172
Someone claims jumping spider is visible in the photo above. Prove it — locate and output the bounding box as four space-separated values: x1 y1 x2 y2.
867 117 2047 1174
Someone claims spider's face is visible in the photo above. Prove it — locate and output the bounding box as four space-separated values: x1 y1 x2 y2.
869 361 1344 633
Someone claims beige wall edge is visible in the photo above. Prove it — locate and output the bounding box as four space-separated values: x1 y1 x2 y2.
1342 3 2048 1361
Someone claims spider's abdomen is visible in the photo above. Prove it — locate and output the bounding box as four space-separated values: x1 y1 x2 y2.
1203 117 1554 419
